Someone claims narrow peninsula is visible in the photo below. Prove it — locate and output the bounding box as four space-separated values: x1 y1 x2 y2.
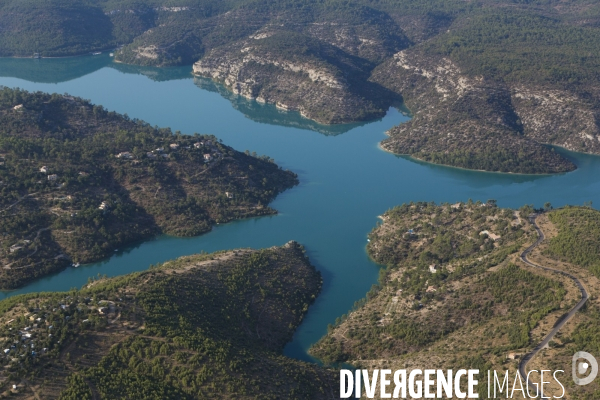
0 88 298 289
0 242 338 398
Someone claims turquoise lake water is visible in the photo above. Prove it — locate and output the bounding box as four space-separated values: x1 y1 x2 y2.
1 55 600 362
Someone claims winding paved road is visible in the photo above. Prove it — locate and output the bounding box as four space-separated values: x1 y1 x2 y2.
518 214 589 397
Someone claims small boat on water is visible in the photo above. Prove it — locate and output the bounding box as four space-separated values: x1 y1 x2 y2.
32 53 40 59
92 52 102 55
72 263 80 268
109 53 114 57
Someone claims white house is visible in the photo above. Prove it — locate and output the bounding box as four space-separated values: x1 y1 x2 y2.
170 143 179 150
39 166 48 173
116 152 133 159
9 245 22 253
204 154 212 162
47 174 58 181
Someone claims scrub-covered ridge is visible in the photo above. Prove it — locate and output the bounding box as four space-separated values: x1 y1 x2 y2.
310 202 583 397
0 243 337 399
0 87 297 288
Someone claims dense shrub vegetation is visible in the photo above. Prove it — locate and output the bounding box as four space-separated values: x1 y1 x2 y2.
4 0 600 89
3 0 600 171
0 87 297 288
0 244 337 398
311 202 565 371
546 206 600 277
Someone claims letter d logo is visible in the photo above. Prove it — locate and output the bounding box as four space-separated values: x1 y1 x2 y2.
573 351 598 385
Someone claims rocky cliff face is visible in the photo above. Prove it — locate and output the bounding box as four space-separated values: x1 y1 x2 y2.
193 76 361 135
193 30 399 124
370 48 585 173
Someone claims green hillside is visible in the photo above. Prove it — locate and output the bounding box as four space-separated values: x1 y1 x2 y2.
0 87 297 288
0 243 337 398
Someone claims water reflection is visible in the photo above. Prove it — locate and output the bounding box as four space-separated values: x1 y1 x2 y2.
0 54 385 136
193 76 374 136
394 155 556 187
0 55 112 83
110 62 193 82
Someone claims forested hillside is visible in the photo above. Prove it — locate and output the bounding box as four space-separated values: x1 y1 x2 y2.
546 206 600 278
0 243 337 399
0 87 297 288
4 0 600 170
310 201 571 397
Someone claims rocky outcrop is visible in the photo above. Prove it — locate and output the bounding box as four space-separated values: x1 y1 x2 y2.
193 76 361 135
511 86 600 154
302 5 411 63
370 49 579 173
195 42 347 90
193 31 397 124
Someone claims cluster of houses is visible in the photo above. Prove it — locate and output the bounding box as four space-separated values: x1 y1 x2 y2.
450 201 494 210
39 166 59 182
2 311 50 361
116 139 223 164
0 295 120 367
146 147 170 159
193 140 221 163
